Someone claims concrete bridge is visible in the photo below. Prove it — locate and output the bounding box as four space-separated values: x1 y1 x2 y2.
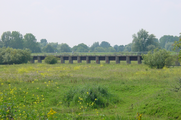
31 55 142 64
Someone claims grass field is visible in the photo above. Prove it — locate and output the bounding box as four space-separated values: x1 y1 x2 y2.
0 61 181 120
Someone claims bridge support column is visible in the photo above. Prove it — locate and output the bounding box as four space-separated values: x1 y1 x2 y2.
96 56 100 64
77 56 82 63
116 56 120 64
69 56 73 64
126 56 131 64
137 56 141 64
86 56 90 64
105 56 110 64
61 56 65 63
38 56 42 63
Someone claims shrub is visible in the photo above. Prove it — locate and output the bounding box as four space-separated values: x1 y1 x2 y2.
44 55 57 64
63 85 120 108
142 49 175 69
0 47 31 64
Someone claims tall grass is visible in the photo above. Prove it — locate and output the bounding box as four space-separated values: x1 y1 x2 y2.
0 62 181 119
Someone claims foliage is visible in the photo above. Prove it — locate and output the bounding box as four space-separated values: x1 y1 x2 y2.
124 43 132 52
114 45 125 52
142 49 174 69
173 34 181 60
42 44 55 53
132 29 159 52
63 85 119 108
100 41 111 48
0 63 181 119
44 55 58 64
90 42 99 52
0 47 31 64
23 33 41 53
72 43 89 52
57 43 71 52
159 35 179 48
40 39 48 48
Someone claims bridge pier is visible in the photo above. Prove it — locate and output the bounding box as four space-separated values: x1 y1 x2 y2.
105 56 110 64
77 56 82 63
69 56 73 64
61 56 65 63
96 56 100 64
116 56 120 64
38 56 42 63
126 56 131 64
86 56 90 64
137 56 141 64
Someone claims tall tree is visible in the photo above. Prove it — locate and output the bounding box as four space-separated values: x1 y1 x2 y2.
72 43 89 52
90 42 99 52
23 33 41 53
124 43 132 52
57 43 71 52
131 29 157 52
100 41 111 48
40 39 48 48
1 31 11 47
159 35 179 48
42 44 55 53
10 31 24 49
0 40 3 48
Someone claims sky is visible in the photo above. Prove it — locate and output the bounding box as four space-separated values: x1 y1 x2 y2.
0 0 181 47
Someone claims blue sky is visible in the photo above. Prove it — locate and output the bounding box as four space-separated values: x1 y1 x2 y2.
0 0 180 47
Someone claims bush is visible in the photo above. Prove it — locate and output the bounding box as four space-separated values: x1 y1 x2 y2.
63 85 120 108
0 47 31 64
142 49 175 69
44 55 58 64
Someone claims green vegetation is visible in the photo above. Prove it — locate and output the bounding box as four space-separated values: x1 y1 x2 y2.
0 47 31 64
0 62 181 119
142 49 175 69
44 55 58 64
0 30 180 54
173 33 181 60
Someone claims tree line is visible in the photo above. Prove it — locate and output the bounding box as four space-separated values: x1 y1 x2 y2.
0 29 180 53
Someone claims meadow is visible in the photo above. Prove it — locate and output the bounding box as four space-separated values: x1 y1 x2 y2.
0 60 181 120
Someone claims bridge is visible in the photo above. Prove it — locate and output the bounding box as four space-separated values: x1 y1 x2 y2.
31 55 143 64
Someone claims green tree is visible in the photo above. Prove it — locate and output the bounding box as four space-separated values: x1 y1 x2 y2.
10 31 24 49
159 35 179 48
124 43 132 52
143 49 174 69
0 47 31 64
23 33 41 53
42 44 55 53
57 43 71 52
114 45 125 52
131 29 157 52
72 43 89 52
107 47 116 52
90 42 99 52
100 41 111 48
94 47 105 52
165 42 174 51
1 31 11 47
173 34 181 60
146 45 156 51
40 39 48 48
0 40 3 48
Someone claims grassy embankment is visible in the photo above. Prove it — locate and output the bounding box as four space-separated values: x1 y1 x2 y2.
0 60 181 119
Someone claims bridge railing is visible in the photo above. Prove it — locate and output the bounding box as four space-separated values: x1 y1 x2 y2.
31 52 148 56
